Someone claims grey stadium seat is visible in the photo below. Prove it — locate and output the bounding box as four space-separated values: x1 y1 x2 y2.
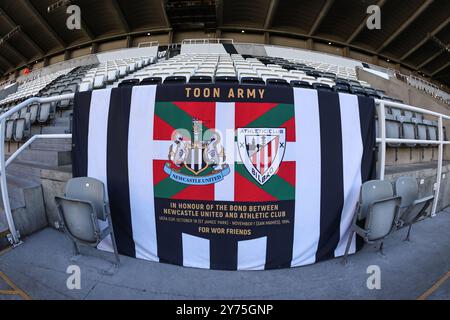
55 177 120 271
395 176 434 241
5 119 14 142
343 180 401 263
13 118 26 142
58 90 74 109
385 114 401 147
398 116 416 148
29 103 39 124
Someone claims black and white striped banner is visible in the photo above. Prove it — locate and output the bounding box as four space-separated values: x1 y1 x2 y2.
72 84 376 270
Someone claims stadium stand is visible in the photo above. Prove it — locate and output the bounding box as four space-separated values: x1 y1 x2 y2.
0 0 448 300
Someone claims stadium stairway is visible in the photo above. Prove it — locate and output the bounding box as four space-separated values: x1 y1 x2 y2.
0 138 72 244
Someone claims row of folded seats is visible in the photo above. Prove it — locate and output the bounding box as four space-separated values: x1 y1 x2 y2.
117 75 400 101
79 57 155 91
4 96 72 142
382 107 445 161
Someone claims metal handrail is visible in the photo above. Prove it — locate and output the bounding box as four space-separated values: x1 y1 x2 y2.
0 93 449 245
0 94 74 245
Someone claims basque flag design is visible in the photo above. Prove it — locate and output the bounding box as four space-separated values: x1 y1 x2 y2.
72 84 376 270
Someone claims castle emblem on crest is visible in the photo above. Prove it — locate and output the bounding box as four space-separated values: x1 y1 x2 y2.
164 119 230 185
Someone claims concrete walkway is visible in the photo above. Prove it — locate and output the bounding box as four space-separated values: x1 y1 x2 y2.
0 209 449 300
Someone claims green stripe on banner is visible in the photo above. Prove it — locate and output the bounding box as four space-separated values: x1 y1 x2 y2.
246 104 294 128
155 102 209 133
154 176 188 199
235 164 295 200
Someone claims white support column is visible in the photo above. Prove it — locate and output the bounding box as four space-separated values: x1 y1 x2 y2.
431 116 444 217
378 101 387 180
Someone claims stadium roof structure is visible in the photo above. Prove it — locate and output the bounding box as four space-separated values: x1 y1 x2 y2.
0 0 448 86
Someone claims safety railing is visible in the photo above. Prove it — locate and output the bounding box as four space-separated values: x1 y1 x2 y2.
376 99 450 217
0 93 449 246
0 94 74 245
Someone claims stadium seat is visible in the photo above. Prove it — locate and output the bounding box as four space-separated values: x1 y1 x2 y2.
163 76 187 85
79 81 93 92
343 180 401 263
118 79 140 87
398 116 417 148
55 177 120 269
93 75 106 89
215 76 239 84
313 83 333 92
333 85 350 93
188 75 213 84
266 78 290 87
58 90 74 109
424 120 438 141
13 118 26 142
385 114 401 147
5 119 14 142
241 77 265 85
28 103 39 124
350 87 366 96
140 77 163 85
395 176 434 241
291 80 313 89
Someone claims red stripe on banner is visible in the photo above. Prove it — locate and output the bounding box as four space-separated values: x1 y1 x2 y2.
279 116 296 142
172 184 215 201
153 114 177 141
235 103 278 129
235 172 277 202
153 160 169 186
252 150 257 167
260 145 265 174
276 161 296 187
173 101 216 130
268 141 272 168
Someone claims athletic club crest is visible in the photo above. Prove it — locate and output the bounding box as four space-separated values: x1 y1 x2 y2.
164 119 230 185
238 128 286 185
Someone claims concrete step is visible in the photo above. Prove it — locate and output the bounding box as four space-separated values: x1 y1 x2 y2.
6 161 47 185
30 138 72 152
52 117 71 127
16 149 71 167
0 173 39 210
0 173 47 238
41 126 70 134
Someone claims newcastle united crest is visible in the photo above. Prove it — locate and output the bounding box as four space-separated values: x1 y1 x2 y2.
164 119 230 185
237 128 286 185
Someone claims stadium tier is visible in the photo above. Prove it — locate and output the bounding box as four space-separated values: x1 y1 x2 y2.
0 0 449 300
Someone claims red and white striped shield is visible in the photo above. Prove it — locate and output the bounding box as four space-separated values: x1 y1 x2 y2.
237 128 286 185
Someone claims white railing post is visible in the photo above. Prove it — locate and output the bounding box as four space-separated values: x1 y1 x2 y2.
0 117 20 245
431 115 444 216
378 101 387 180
